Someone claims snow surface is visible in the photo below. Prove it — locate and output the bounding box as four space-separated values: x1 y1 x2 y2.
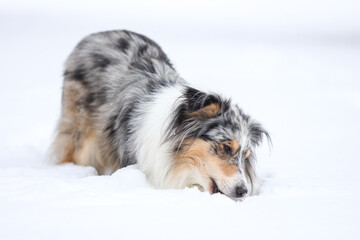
1 1 360 239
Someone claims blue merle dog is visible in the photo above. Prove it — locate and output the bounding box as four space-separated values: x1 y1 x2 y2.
51 30 270 200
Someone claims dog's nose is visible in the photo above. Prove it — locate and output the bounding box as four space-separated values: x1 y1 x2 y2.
235 185 248 198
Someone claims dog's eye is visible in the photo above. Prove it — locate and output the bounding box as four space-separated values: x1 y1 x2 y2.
223 144 232 155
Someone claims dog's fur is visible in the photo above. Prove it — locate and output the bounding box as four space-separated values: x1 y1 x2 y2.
51 30 269 200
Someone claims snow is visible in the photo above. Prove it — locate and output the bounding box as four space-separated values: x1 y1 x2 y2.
1 1 360 239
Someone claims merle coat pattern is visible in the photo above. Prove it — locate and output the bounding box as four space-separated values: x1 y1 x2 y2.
52 30 269 200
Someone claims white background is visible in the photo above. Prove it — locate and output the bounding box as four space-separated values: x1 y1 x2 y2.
0 1 359 239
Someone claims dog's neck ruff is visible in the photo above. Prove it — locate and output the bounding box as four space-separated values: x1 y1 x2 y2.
130 84 185 188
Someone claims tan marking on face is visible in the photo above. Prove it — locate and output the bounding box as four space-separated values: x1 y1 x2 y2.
244 149 251 159
187 103 221 119
218 139 240 160
172 138 240 190
172 138 209 169
228 139 239 152
219 162 238 177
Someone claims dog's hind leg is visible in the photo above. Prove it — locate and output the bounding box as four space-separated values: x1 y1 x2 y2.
51 81 91 165
51 80 113 174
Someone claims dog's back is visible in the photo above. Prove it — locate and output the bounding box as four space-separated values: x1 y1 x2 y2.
52 30 183 174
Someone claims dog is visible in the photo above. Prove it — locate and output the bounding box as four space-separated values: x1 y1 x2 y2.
51 30 270 200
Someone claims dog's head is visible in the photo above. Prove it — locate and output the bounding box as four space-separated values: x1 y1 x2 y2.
166 87 270 200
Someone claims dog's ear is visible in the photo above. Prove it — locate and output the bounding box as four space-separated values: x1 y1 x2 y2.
185 87 222 120
187 103 221 119
249 122 272 147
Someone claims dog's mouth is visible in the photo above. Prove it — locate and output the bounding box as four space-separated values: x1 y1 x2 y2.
210 178 224 195
210 178 247 201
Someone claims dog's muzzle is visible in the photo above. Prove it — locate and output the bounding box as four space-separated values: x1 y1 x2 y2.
211 178 248 200
234 183 248 198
